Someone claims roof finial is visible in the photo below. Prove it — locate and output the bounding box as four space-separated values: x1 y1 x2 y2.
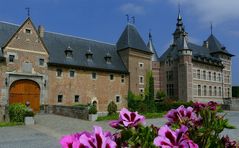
126 14 129 23
25 7 30 17
131 16 135 24
149 29 152 40
210 22 213 35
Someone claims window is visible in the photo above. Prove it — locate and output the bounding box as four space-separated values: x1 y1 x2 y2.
213 72 216 81
166 71 173 81
39 58 44 66
208 72 211 80
227 88 230 97
115 95 120 103
139 62 144 68
121 75 125 83
110 74 114 80
139 76 144 84
214 86 217 96
69 70 75 77
25 29 31 34
56 68 62 77
203 71 206 80
57 95 63 103
167 84 174 96
75 95 79 102
209 86 212 96
198 85 201 96
219 87 222 96
193 69 196 78
218 73 221 82
9 55 15 62
139 88 144 96
203 85 207 96
197 70 200 79
65 51 73 58
92 72 97 80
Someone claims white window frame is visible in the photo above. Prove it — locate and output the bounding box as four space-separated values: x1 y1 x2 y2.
69 69 76 78
139 75 144 84
139 62 144 68
56 68 63 77
115 95 121 103
91 72 97 80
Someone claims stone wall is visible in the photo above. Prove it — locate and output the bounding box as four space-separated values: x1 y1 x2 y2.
45 105 89 120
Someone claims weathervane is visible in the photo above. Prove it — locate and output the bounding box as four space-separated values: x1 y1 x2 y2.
25 7 30 17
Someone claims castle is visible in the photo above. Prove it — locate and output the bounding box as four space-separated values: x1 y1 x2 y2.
0 13 233 120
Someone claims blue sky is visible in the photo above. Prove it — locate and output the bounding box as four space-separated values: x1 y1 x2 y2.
0 0 238 85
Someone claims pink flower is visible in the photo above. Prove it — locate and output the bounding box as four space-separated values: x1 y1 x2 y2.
109 108 145 129
166 105 200 126
193 101 219 112
221 135 237 148
207 101 218 111
60 126 116 148
153 125 198 148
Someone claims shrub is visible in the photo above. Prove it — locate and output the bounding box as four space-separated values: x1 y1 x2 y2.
8 103 28 122
88 105 97 114
107 101 117 115
24 110 34 117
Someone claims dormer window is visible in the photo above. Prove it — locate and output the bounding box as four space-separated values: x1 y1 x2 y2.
65 46 73 58
104 52 112 64
86 49 93 61
25 29 31 34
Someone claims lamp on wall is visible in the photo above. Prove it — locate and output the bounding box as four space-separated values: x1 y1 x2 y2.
44 80 47 87
5 77 8 86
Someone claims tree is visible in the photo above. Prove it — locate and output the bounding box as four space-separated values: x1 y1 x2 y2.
156 90 166 102
144 71 155 112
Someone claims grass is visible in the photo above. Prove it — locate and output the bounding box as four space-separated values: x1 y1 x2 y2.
0 122 23 127
97 112 166 121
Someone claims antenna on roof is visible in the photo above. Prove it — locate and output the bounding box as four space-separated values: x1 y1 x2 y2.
131 16 135 24
126 14 129 23
210 22 213 35
178 1 181 14
25 7 30 17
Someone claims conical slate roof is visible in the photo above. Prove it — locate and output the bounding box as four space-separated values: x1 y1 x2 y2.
116 23 150 53
206 34 234 56
147 32 159 61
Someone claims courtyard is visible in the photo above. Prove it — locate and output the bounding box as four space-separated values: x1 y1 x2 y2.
0 111 238 148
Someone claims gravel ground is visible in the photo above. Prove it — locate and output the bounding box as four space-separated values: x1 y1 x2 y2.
0 111 238 148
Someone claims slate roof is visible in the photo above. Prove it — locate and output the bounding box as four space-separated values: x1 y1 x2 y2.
117 23 151 53
159 41 224 67
0 21 128 73
206 34 234 56
159 14 233 66
147 32 159 61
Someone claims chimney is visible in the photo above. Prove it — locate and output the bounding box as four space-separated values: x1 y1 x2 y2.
38 25 45 38
203 41 208 48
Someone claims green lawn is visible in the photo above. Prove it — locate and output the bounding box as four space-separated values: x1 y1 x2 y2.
0 122 23 127
97 112 166 121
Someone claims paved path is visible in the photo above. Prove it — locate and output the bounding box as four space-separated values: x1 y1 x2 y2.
0 111 238 148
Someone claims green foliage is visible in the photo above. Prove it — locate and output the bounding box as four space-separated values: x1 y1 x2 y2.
144 71 156 113
24 110 34 117
107 101 117 115
8 103 28 122
156 100 193 112
116 125 158 147
189 108 235 148
232 86 239 97
0 122 23 127
88 105 97 114
127 91 143 112
97 113 119 121
156 90 166 102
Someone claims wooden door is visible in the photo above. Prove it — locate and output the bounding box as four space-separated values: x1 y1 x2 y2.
9 80 40 112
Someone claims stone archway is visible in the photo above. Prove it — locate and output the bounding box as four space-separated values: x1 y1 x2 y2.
9 79 40 112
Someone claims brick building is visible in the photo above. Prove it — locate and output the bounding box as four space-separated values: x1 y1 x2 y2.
0 17 153 120
159 13 234 103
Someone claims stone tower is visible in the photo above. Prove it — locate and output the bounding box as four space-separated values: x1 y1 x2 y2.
174 13 193 101
117 23 152 95
147 32 160 93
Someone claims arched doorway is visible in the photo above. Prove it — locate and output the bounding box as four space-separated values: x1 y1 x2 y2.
9 79 40 112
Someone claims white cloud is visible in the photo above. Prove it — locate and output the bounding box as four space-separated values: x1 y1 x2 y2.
120 3 145 15
169 0 239 24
